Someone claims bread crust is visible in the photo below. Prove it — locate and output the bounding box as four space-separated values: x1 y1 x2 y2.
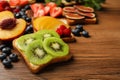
13 39 72 73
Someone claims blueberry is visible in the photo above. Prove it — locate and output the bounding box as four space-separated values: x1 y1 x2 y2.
25 17 31 22
22 15 27 20
19 11 25 16
9 53 18 62
24 25 33 34
72 29 81 36
24 5 31 10
2 58 12 68
15 13 21 18
76 24 83 32
0 53 7 61
2 47 11 55
0 44 6 51
82 30 89 37
21 8 26 12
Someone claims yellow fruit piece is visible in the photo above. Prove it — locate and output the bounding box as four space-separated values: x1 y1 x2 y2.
0 19 26 40
0 11 14 21
32 16 69 31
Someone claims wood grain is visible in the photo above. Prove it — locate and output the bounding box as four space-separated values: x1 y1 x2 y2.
0 0 120 80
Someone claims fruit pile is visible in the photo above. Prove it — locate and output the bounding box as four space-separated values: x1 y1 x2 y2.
15 30 70 69
0 42 18 68
30 2 62 18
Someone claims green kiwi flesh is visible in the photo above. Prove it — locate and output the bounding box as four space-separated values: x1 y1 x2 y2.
45 0 62 6
43 37 69 57
25 40 53 65
35 30 60 41
16 33 41 51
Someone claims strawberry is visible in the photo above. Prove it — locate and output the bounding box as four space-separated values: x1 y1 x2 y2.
56 28 63 37
46 2 57 10
63 28 71 37
50 7 62 17
34 9 45 17
59 25 67 31
44 6 50 15
0 1 10 12
19 0 28 6
30 3 44 13
9 0 20 7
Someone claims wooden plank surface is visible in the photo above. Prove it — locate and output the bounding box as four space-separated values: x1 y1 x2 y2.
0 0 120 80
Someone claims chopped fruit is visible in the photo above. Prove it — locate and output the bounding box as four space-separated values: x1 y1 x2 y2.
4 6 12 11
44 6 50 15
19 0 28 6
0 1 10 12
50 7 62 17
46 2 57 10
9 0 20 7
24 24 33 34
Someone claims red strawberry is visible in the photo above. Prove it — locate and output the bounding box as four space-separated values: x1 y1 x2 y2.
56 28 63 37
19 0 28 6
9 0 20 7
34 9 45 17
30 3 44 13
46 2 57 10
0 1 10 8
44 6 50 15
63 28 71 37
59 25 67 31
50 7 62 17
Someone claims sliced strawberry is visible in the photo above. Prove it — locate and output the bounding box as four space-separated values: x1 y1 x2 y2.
46 2 57 10
9 0 20 7
44 6 50 15
63 28 71 37
50 7 62 17
30 3 44 13
34 9 45 17
19 0 28 6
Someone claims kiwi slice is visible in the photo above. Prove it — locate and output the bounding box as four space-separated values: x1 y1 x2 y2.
35 30 60 41
16 33 41 51
45 0 62 6
43 37 69 57
25 40 53 65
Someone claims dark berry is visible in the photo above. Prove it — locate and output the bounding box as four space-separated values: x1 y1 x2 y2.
19 11 25 16
15 13 21 18
24 5 31 10
0 53 7 61
13 8 20 13
22 15 27 20
2 47 11 55
76 24 83 32
66 0 71 2
25 17 31 22
82 30 89 37
2 58 12 68
21 8 26 12
72 29 81 36
0 44 6 51
24 25 33 34
9 53 18 62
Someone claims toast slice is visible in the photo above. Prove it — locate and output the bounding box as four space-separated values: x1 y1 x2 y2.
13 39 72 73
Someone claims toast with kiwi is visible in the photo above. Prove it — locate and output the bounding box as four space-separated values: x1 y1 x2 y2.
13 30 72 73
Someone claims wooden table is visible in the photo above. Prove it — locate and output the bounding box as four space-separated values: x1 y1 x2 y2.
0 0 120 80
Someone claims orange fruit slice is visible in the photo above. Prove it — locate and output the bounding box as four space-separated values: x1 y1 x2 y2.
32 16 69 31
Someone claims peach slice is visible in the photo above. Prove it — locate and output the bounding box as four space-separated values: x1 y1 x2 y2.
0 11 26 40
